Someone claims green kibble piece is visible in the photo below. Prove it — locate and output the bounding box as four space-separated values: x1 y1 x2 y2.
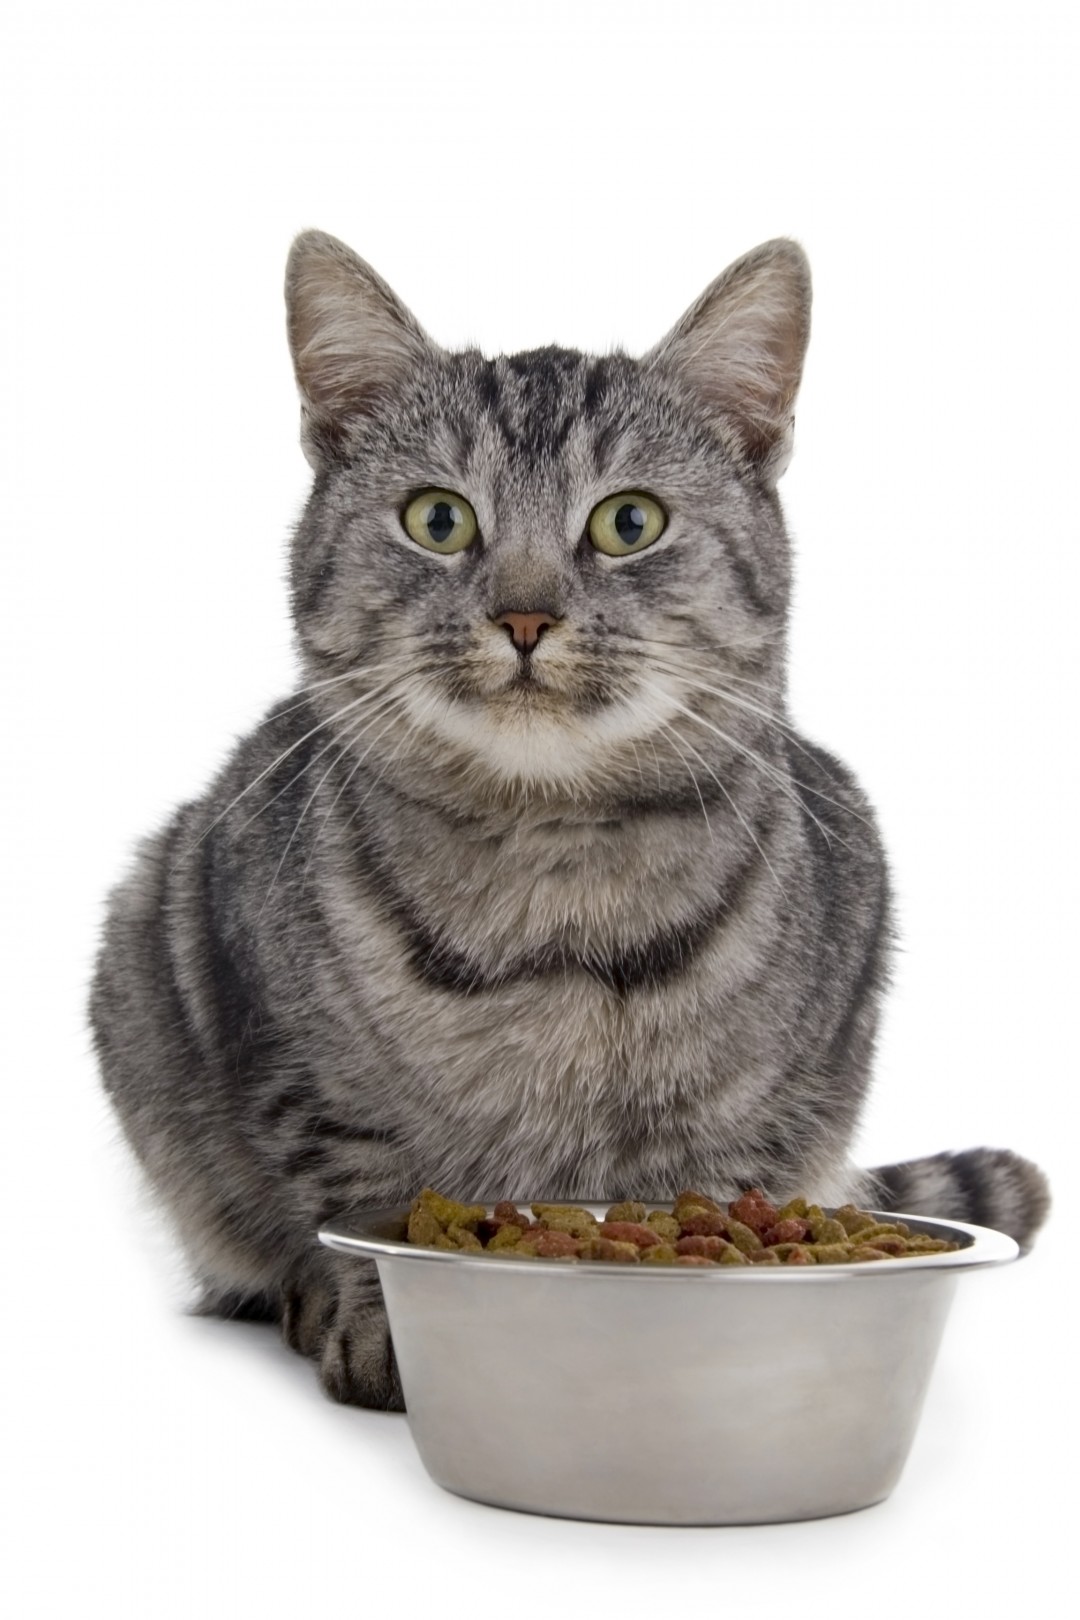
725 1218 763 1253
777 1197 809 1220
834 1203 870 1235
849 1245 892 1262
413 1187 486 1232
673 1190 724 1217
813 1243 855 1264
748 1248 782 1265
535 1207 600 1239
810 1217 848 1245
717 1242 749 1265
407 1206 443 1247
487 1223 523 1250
445 1223 483 1251
645 1211 681 1242
641 1243 679 1265
784 1244 816 1265
851 1222 904 1242
605 1200 648 1223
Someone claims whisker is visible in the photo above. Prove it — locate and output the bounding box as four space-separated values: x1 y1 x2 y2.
172 674 410 868
639 680 844 852
654 717 785 894
231 687 406 837
638 707 710 832
647 661 870 828
258 691 416 918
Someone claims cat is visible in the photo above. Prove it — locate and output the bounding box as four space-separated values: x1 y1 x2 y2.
90 230 1049 1409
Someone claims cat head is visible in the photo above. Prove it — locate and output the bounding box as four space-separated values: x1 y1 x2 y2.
285 231 810 806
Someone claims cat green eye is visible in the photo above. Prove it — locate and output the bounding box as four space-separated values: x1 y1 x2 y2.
402 489 479 554
587 492 667 556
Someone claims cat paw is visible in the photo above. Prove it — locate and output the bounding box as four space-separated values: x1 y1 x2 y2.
281 1281 335 1358
318 1300 405 1411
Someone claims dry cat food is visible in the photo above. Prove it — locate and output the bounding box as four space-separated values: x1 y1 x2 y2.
405 1186 960 1265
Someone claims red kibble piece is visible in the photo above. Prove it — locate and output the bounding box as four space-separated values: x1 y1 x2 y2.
727 1190 780 1235
598 1221 661 1249
678 1211 729 1239
675 1234 729 1259
523 1230 583 1258
784 1246 815 1265
674 1254 716 1266
493 1202 529 1228
762 1218 810 1246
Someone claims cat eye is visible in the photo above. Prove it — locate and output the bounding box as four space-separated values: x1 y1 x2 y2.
402 489 479 554
587 492 667 557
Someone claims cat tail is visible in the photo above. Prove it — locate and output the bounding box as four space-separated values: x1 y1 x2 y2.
866 1148 1050 1251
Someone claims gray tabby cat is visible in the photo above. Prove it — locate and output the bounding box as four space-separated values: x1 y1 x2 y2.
90 231 1049 1409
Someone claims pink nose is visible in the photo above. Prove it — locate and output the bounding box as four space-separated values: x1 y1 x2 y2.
494 610 559 654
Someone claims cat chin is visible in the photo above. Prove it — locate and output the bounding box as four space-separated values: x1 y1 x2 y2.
398 678 684 788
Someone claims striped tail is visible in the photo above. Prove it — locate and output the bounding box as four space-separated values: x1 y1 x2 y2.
868 1147 1050 1250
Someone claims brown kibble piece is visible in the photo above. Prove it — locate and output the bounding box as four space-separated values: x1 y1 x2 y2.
493 1201 530 1228
582 1238 641 1263
674 1254 716 1266
520 1229 583 1259
675 1234 729 1259
679 1211 730 1238
599 1221 662 1249
783 1245 816 1265
728 1190 780 1234
762 1218 810 1245
748 1249 782 1264
604 1200 648 1223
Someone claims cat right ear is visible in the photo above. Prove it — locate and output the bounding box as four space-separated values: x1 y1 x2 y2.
644 239 811 481
285 230 438 467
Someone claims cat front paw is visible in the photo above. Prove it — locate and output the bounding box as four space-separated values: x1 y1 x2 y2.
292 1263 404 1410
318 1299 404 1411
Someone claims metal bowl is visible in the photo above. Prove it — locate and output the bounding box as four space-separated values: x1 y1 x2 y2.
319 1206 1018 1525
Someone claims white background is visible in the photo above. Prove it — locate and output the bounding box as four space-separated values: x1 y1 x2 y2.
2 2 1076 1615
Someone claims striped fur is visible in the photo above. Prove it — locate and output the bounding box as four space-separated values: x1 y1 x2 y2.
90 233 1048 1409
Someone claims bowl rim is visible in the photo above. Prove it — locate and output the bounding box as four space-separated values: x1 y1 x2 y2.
318 1204 1020 1277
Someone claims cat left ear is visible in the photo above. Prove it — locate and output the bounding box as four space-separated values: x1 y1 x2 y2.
645 239 811 481
285 230 439 466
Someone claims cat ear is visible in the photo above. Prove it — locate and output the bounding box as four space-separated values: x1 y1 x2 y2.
285 230 439 465
645 239 811 480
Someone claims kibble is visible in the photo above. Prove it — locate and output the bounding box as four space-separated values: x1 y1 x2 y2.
403 1186 961 1267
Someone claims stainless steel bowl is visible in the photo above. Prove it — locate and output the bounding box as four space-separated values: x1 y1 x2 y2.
319 1206 1018 1525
